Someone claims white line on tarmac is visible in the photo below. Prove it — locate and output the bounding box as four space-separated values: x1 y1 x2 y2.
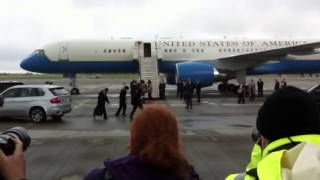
222 103 262 107
208 102 217 105
73 99 91 110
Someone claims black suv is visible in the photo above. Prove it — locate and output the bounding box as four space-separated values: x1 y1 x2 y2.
0 81 24 93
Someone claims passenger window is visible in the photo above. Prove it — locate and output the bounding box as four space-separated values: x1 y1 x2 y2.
173 49 177 53
108 49 112 53
18 88 31 97
104 49 107 53
113 49 116 53
118 49 121 53
123 49 126 53
164 49 167 53
2 88 19 98
30 88 45 96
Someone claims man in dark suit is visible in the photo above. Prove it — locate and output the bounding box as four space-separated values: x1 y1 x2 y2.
116 86 129 117
184 79 194 110
196 81 201 102
257 78 264 97
130 88 143 119
94 88 109 120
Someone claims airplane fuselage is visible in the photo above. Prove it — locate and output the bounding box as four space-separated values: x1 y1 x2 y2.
21 39 320 85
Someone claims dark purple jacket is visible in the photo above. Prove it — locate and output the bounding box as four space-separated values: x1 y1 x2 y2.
84 155 200 180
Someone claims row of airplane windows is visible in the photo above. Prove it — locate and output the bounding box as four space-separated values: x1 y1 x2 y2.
163 48 269 54
219 48 268 53
103 49 126 53
164 49 205 53
100 48 269 54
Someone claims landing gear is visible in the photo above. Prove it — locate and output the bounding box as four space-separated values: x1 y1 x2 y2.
218 83 238 94
64 73 80 95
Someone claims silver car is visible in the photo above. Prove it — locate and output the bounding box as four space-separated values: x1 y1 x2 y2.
0 85 72 123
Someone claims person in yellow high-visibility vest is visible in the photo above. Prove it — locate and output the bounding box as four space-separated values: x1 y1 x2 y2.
226 86 320 180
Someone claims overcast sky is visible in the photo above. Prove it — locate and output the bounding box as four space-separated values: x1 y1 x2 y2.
1 0 320 73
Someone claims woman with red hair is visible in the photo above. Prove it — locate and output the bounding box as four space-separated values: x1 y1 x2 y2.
85 105 199 180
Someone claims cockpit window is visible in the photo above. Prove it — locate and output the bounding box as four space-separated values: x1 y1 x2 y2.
31 49 45 55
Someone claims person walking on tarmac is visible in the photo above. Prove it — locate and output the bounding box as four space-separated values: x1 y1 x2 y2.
274 79 280 91
147 80 153 100
93 88 110 120
226 86 320 180
130 87 143 119
196 81 201 102
177 80 182 98
184 79 194 110
159 79 166 100
238 82 246 104
115 86 129 117
257 78 264 97
130 79 137 105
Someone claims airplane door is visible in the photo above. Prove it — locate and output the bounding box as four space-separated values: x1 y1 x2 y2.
59 42 69 61
144 43 152 57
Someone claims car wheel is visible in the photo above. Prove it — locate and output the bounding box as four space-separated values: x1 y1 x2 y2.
30 108 46 123
71 88 79 95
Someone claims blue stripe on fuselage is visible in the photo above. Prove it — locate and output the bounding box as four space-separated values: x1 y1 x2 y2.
20 54 182 74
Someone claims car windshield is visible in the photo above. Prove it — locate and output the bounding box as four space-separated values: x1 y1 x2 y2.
49 87 68 96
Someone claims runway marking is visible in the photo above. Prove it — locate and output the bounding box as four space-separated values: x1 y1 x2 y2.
222 103 262 107
169 103 186 107
110 103 119 107
73 99 91 110
28 129 195 139
208 102 217 106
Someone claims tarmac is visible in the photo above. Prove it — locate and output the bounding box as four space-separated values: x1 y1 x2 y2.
0 74 319 180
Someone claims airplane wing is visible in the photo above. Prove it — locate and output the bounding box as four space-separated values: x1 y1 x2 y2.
212 42 320 71
219 41 320 61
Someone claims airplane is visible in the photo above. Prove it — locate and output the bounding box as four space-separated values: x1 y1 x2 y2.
20 39 320 95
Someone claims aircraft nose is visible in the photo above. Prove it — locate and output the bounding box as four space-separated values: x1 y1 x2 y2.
20 56 34 71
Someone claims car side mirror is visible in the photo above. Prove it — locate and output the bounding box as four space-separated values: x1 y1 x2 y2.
0 95 3 107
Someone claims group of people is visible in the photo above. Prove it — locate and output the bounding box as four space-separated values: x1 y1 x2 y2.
93 79 168 120
238 77 288 104
2 86 320 180
238 78 264 104
176 79 202 110
274 78 287 90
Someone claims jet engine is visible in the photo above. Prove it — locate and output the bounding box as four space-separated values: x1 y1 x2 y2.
175 62 215 87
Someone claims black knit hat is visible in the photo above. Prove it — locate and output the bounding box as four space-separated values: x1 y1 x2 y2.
257 86 320 141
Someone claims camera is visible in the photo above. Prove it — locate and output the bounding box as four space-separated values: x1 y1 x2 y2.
0 127 31 155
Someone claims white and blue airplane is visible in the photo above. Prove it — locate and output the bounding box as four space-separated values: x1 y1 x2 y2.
20 39 320 94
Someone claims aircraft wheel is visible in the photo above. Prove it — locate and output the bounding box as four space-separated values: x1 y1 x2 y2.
71 88 80 95
227 84 235 92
